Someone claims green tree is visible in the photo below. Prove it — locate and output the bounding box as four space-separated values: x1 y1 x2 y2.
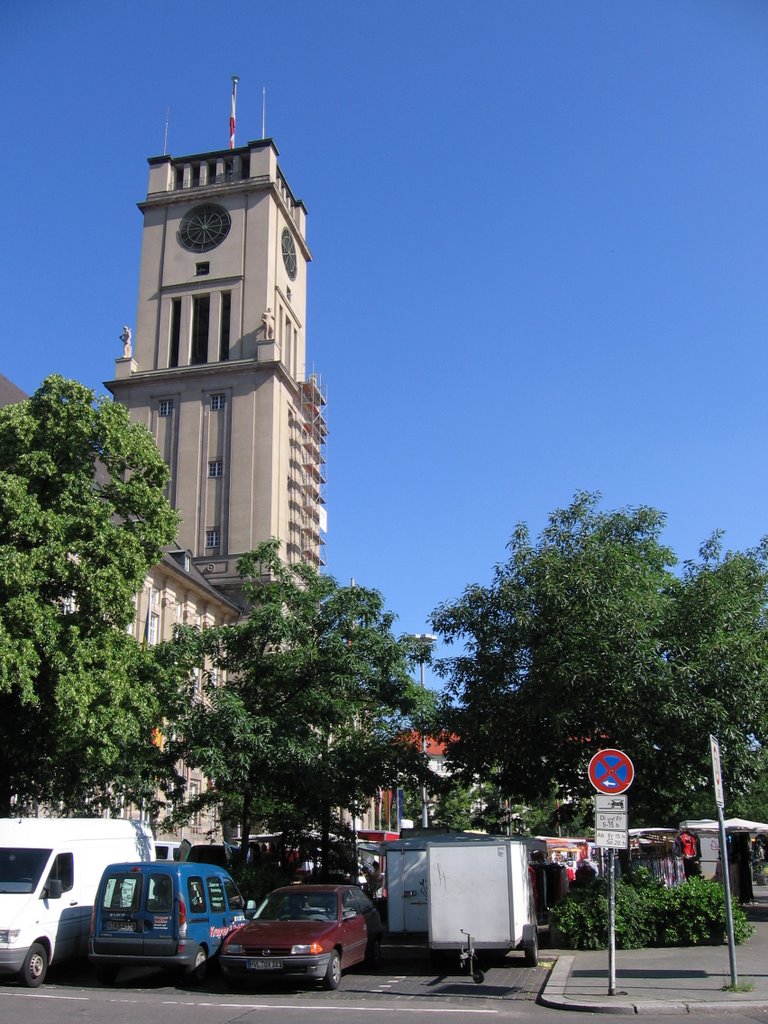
433 493 768 825
174 540 425 872
0 375 181 815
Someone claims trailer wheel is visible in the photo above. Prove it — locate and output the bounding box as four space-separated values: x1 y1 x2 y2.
472 968 485 984
524 928 539 966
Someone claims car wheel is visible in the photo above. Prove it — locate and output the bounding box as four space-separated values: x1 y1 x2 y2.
184 945 208 984
365 936 382 969
20 943 48 988
323 949 341 990
95 964 120 985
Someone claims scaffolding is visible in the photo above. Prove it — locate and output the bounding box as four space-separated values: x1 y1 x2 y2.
289 374 327 566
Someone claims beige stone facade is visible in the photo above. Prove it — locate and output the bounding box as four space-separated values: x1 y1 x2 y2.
107 139 326 609
130 550 241 844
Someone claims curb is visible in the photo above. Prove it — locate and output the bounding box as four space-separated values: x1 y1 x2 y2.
538 955 768 1015
538 955 636 1014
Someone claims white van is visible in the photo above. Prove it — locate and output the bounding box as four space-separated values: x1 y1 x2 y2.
0 817 154 986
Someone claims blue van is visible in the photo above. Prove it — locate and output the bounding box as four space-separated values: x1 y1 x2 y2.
89 861 249 983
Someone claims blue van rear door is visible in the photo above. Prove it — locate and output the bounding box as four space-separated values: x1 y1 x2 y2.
95 870 145 956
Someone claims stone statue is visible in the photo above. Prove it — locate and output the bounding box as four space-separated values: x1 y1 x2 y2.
261 307 275 339
120 325 133 359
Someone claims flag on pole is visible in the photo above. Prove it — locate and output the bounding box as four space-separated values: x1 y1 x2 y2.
229 75 239 149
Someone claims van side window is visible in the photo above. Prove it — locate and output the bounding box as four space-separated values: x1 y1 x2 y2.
102 874 142 910
206 876 225 912
223 878 244 910
46 852 74 894
146 874 173 912
188 877 206 914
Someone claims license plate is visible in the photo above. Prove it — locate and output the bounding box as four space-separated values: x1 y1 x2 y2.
247 958 283 970
106 921 136 932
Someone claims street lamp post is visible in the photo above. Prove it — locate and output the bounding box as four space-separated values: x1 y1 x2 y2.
413 633 437 829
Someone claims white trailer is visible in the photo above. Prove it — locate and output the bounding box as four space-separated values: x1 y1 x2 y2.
384 833 540 967
428 839 538 965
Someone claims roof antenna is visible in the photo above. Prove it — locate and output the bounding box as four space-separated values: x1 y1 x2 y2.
262 86 266 139
163 106 170 155
229 75 240 150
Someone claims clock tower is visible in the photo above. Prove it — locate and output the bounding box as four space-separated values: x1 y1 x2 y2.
107 139 326 606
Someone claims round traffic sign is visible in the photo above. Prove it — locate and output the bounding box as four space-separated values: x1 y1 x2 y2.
588 748 634 794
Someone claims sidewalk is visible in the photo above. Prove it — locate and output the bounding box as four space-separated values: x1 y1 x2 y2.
539 888 768 1014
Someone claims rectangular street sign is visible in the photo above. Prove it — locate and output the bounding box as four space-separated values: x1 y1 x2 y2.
595 829 628 850
596 811 628 831
595 794 628 813
710 734 725 809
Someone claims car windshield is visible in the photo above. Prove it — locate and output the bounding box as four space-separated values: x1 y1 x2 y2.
255 891 338 922
0 848 51 894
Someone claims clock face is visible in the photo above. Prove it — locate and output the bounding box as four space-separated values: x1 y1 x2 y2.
281 227 297 280
178 204 231 253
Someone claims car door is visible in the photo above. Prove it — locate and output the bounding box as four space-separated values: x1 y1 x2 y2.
44 852 80 960
339 888 367 966
204 874 230 953
143 871 176 957
353 887 381 941
222 876 246 932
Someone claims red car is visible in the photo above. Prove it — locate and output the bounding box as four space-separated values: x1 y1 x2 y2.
220 884 382 990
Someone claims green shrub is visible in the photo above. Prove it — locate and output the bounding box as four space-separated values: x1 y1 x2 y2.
654 875 753 947
615 869 664 949
549 873 753 950
549 878 608 949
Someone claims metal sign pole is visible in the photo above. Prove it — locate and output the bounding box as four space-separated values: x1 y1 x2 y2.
717 804 738 988
588 750 633 999
607 848 616 996
711 735 738 988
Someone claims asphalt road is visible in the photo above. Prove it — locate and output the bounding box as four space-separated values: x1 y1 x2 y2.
3 958 768 1024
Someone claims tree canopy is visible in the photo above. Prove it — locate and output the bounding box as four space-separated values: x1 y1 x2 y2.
172 540 427 872
0 375 180 815
433 493 768 827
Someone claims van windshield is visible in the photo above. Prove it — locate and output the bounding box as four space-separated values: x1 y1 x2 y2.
0 848 51 893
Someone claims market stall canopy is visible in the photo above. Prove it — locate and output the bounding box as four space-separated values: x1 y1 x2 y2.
680 818 768 833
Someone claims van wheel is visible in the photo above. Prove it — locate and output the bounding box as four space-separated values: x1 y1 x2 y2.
184 945 208 984
323 949 341 990
20 943 48 987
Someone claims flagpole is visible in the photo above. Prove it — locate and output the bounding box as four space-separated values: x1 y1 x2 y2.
229 75 240 150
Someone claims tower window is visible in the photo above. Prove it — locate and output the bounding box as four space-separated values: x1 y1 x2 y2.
196 262 210 276
205 529 221 549
169 298 181 368
220 291 231 361
210 393 225 411
208 459 224 478
159 399 174 417
191 295 210 364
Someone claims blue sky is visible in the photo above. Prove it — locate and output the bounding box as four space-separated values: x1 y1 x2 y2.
2 1 767 678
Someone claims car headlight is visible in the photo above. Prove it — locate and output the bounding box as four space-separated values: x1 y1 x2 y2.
223 943 245 955
291 942 324 955
0 930 20 944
